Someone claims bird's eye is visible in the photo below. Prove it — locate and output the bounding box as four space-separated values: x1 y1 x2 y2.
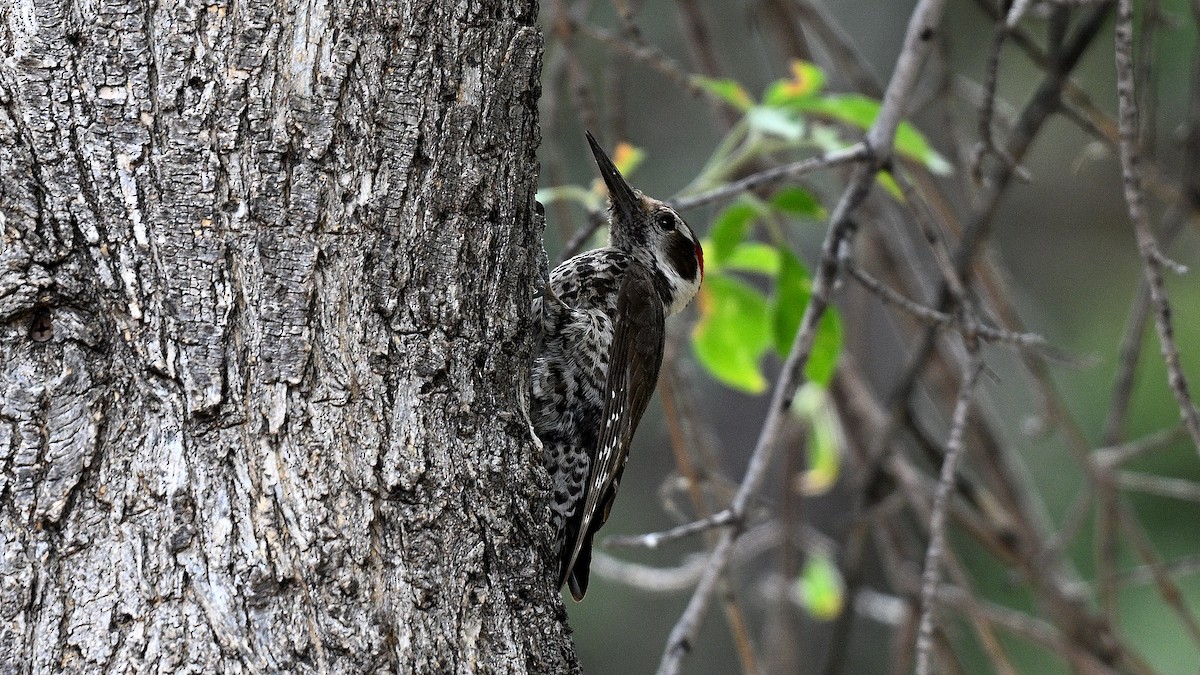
655 212 676 231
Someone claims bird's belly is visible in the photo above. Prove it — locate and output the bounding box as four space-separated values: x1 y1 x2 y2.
529 308 615 548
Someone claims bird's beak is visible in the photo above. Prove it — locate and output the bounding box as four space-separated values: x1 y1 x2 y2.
586 131 639 223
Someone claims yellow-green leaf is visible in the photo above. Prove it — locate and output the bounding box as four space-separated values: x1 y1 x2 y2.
876 170 904 201
724 242 781 277
793 552 844 620
763 60 826 107
790 383 842 495
693 76 755 112
612 142 645 176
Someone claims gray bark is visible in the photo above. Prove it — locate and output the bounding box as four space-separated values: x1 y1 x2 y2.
0 0 578 672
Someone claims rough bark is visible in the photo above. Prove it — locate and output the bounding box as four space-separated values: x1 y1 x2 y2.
0 0 577 672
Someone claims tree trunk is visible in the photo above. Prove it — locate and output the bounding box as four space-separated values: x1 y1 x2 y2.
0 0 576 672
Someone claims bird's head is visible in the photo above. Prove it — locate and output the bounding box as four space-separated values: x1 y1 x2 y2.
586 131 704 316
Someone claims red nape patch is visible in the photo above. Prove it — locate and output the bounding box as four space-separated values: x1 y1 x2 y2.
695 242 705 279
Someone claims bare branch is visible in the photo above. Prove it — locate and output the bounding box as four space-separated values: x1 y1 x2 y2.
1114 556 1200 587
844 261 1053 351
915 353 985 675
671 143 871 211
1114 0 1200 454
604 509 738 549
591 551 708 592
575 21 723 110
970 20 1028 184
1094 426 1186 468
1117 471 1200 503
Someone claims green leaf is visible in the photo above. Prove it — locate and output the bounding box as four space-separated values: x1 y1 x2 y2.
792 551 844 620
875 171 904 201
895 122 952 174
747 106 805 142
798 94 876 127
693 76 755 112
770 249 842 385
724 242 781 277
708 201 758 265
771 249 812 359
806 310 842 387
692 273 771 393
771 187 827 219
794 94 951 174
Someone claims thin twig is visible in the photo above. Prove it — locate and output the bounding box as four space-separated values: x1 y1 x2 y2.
1104 195 1196 444
1116 504 1200 647
1117 471 1200 503
1097 475 1120 621
869 18 1122 665
657 346 762 675
546 0 601 244
1094 426 1186 468
758 0 813 69
970 19 1026 184
1114 555 1200 587
1041 486 1094 563
928 583 1132 673
591 550 708 592
844 261 1051 351
672 0 740 130
792 0 883 97
915 352 985 675
1115 0 1200 454
593 522 785 593
897 452 1021 675
1004 0 1034 27
558 209 607 262
1102 278 1153 445
575 21 724 110
670 143 870 211
1136 0 1162 158
656 162 874 675
880 501 1139 675
605 509 737 549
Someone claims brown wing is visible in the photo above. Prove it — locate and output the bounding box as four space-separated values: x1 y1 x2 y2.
561 261 666 600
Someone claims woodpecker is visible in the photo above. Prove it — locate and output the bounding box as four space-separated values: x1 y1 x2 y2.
531 132 704 600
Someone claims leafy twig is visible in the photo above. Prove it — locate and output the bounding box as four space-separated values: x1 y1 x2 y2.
656 0 950 670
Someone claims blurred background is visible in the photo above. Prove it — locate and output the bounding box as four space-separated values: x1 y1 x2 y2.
535 1 1200 672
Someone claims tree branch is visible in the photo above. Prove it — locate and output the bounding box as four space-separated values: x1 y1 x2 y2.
915 351 985 675
1114 0 1200 454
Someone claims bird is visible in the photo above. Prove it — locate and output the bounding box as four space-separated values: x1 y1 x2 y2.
530 131 704 600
